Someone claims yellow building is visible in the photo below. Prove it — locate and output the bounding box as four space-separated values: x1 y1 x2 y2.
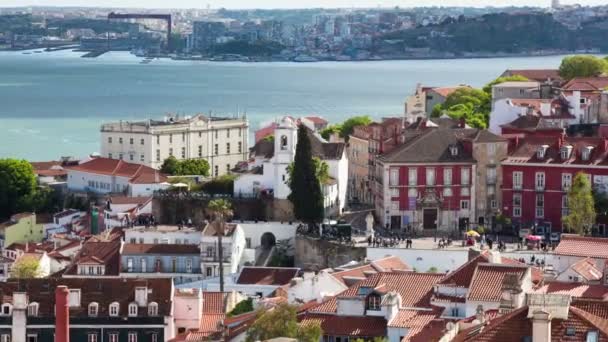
0 213 44 247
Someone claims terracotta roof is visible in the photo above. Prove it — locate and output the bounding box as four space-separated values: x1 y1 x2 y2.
569 257 603 282
536 281 608 300
66 158 167 184
555 235 608 259
340 272 444 308
64 239 121 275
563 77 608 92
378 128 502 163
30 161 68 177
430 85 471 98
502 69 562 83
122 243 200 255
203 292 226 314
236 267 299 286
108 196 152 206
303 116 328 124
332 256 410 285
505 136 608 166
371 256 410 272
0 278 172 318
299 313 387 337
467 264 529 302
454 304 608 342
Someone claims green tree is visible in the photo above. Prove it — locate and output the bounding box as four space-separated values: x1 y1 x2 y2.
482 75 529 94
340 116 372 141
436 88 491 128
177 159 210 176
11 256 41 278
0 159 38 220
427 266 439 273
563 172 597 235
320 124 342 140
227 298 254 317
287 157 330 185
160 156 180 175
207 199 233 293
288 125 324 227
246 304 322 342
559 55 608 80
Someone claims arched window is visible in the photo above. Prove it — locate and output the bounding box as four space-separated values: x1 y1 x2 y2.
88 302 99 317
128 302 138 317
148 302 158 316
27 302 38 316
280 135 288 150
109 302 120 317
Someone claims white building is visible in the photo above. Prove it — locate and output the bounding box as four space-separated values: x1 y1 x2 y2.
200 222 246 278
100 114 249 176
281 270 347 303
124 224 201 245
104 196 153 229
66 157 169 196
234 117 348 216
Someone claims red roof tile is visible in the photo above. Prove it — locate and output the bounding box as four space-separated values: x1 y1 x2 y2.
122 243 200 255
67 158 167 184
467 264 529 302
570 257 603 281
299 313 386 337
536 281 608 300
236 267 299 286
371 256 410 272
331 264 377 285
563 77 608 92
64 239 121 275
555 235 608 259
203 292 226 314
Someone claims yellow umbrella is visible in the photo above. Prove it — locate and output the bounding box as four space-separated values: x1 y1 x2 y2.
466 230 480 237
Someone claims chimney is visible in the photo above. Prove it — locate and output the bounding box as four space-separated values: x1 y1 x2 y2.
532 310 551 342
486 250 501 264
383 292 401 322
55 286 70 342
12 293 28 342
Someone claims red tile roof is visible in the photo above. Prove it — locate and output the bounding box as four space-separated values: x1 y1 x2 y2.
64 239 121 275
198 313 225 337
467 264 529 302
67 158 167 184
299 313 387 337
555 235 608 259
536 281 608 300
570 257 603 282
430 85 471 98
331 256 410 285
563 77 608 92
236 267 299 285
371 256 410 272
340 272 444 308
30 161 68 177
203 292 226 314
303 116 328 125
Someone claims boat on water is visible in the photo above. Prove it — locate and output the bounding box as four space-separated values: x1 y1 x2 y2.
293 55 319 63
140 59 152 64
22 52 32 55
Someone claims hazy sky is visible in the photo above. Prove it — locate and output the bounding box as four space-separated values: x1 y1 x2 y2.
1 0 605 9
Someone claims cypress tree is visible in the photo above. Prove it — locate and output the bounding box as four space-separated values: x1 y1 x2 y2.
288 125 324 227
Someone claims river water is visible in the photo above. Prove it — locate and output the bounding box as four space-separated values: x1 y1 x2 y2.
0 50 568 160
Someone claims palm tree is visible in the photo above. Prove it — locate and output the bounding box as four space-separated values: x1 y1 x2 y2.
207 199 233 293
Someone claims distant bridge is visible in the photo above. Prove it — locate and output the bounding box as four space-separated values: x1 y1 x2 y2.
107 12 172 50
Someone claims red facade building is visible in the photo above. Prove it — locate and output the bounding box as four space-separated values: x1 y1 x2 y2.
502 134 608 234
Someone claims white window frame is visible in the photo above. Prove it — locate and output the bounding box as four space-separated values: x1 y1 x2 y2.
87 333 98 342
426 168 436 186
1 334 10 342
391 201 399 210
109 302 120 317
513 171 523 190
443 187 452 197
140 258 147 273
128 332 137 342
148 302 158 316
460 200 470 210
88 302 98 317
389 168 399 186
186 259 193 273
536 207 544 218
535 172 545 191
27 303 38 317
562 173 572 191
513 207 522 218
68 289 81 308
390 188 399 197
444 168 452 186
108 334 118 342
461 168 470 185
128 303 138 317
487 167 497 184
408 168 417 186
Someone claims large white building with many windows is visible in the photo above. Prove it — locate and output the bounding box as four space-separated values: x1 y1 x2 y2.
100 114 249 176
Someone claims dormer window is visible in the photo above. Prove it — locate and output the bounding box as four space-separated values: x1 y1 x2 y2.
128 303 138 317
367 294 381 311
27 303 38 317
560 146 572 160
450 145 459 157
88 302 98 317
582 146 594 161
1 304 12 316
109 302 120 317
537 145 549 159
148 302 158 316
358 287 373 296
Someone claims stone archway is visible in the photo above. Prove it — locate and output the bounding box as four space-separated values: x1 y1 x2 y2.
260 232 277 250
